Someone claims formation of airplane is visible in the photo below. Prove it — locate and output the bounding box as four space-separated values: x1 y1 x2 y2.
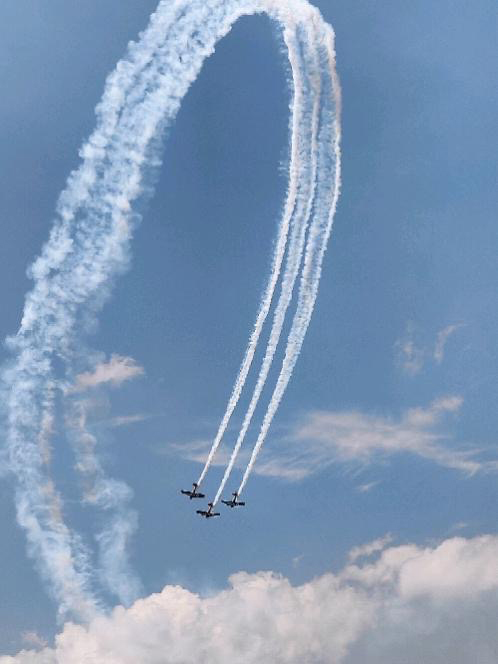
221 492 245 508
196 502 220 519
180 483 205 500
181 482 246 519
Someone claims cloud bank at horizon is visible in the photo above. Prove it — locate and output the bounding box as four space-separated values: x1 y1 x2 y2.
2 534 497 664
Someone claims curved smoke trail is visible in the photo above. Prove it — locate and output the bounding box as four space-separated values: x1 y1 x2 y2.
212 23 323 506
238 26 341 496
0 0 340 620
195 30 299 488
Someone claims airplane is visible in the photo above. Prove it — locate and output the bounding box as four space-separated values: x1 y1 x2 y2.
180 483 205 500
221 492 245 508
196 502 220 519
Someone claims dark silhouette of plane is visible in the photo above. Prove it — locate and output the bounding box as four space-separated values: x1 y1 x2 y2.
180 483 205 500
196 502 220 519
221 492 245 508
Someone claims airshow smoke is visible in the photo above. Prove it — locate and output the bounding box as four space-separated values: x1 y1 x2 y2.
1 0 340 619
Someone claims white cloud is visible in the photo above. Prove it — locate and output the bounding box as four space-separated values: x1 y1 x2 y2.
107 414 148 428
348 534 393 563
169 439 233 466
273 395 495 478
292 554 305 568
169 439 257 477
70 355 144 392
168 438 322 482
3 535 497 664
171 395 497 481
394 335 425 375
395 322 465 374
20 635 47 651
341 535 498 600
434 324 464 364
356 480 381 493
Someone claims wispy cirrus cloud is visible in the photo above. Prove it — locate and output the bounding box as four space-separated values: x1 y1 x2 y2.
170 395 497 482
394 327 425 375
434 324 464 364
107 414 149 428
348 534 394 563
395 322 465 375
167 438 320 482
168 439 247 472
356 480 381 493
70 355 144 393
279 395 493 477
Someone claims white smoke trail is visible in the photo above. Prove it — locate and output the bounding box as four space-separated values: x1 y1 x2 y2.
195 20 305 490
238 25 341 495
2 0 244 620
1 351 101 622
1 0 338 619
64 395 142 607
199 3 340 493
237 20 342 497
212 22 323 506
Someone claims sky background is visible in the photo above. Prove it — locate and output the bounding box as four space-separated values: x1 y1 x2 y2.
0 0 496 658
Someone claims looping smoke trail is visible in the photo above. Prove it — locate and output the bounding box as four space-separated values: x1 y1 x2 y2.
212 22 324 506
195 20 302 490
237 25 341 496
199 3 341 494
1 0 339 620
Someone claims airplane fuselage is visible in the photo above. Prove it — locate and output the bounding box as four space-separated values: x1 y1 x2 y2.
196 503 220 518
181 483 205 499
221 493 245 508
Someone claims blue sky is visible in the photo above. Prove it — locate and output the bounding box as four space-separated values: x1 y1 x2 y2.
0 1 496 661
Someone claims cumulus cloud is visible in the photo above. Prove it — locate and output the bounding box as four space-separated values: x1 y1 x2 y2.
2 535 497 664
70 355 144 393
20 635 47 651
